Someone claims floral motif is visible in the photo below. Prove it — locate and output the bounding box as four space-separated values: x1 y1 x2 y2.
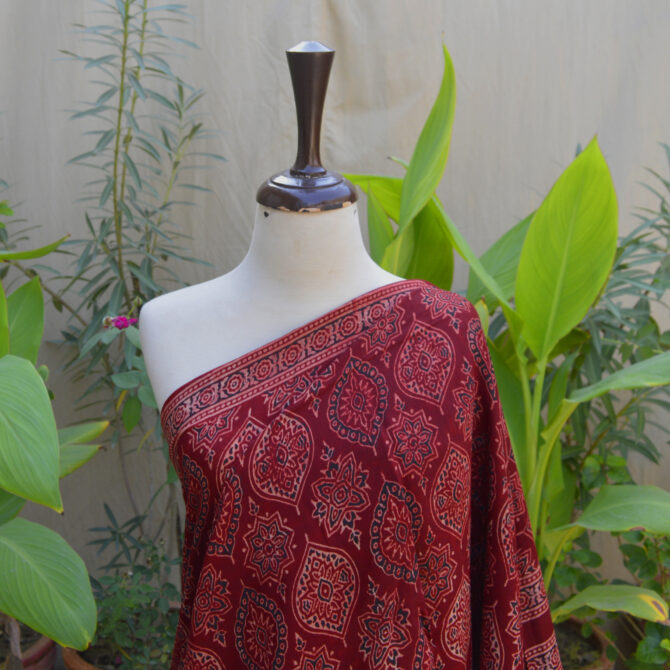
358 578 412 669
388 407 439 477
242 509 295 586
311 451 371 548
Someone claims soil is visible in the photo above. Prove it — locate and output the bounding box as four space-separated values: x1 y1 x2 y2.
73 644 121 670
556 619 605 669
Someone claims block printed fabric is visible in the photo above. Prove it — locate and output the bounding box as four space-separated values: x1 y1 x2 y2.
160 278 562 669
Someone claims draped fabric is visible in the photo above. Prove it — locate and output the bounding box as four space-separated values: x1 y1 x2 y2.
160 278 562 669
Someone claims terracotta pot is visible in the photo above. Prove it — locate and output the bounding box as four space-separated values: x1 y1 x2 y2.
21 635 57 670
61 647 102 670
0 632 56 670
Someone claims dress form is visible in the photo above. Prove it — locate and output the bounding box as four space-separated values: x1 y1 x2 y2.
140 41 402 410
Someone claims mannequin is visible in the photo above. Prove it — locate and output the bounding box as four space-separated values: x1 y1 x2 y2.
140 203 402 410
143 41 561 670
140 41 402 410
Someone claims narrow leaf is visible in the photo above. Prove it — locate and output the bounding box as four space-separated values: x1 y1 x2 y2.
398 44 456 230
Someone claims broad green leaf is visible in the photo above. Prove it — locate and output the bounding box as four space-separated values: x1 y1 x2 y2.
568 351 670 403
58 420 107 478
367 188 394 263
59 443 101 479
0 489 25 524
552 584 668 623
383 199 454 289
546 328 590 363
7 277 44 364
0 355 61 511
344 175 402 221
0 281 8 357
570 484 670 535
516 137 618 361
473 299 489 335
0 517 96 648
398 44 456 230
545 465 576 530
488 343 526 479
0 201 14 217
467 213 533 309
528 399 579 530
430 196 522 341
58 421 109 447
0 235 69 261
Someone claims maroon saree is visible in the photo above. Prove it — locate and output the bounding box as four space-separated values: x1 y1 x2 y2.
160 278 562 669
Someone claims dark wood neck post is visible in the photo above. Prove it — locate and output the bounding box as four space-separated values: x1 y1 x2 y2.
255 40 357 212
287 41 334 178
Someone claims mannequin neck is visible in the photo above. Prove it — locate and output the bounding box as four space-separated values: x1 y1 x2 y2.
234 203 379 294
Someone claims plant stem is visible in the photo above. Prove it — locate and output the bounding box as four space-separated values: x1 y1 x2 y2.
519 357 534 489
118 0 148 300
112 0 132 310
527 358 547 533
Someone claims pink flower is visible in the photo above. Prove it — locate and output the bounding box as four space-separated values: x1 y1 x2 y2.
103 315 138 330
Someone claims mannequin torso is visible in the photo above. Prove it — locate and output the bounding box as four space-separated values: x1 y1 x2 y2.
139 203 403 410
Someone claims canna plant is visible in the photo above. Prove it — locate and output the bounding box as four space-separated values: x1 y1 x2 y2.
346 42 670 627
0 200 108 658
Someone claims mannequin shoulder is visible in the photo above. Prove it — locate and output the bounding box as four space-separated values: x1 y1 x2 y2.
139 284 198 340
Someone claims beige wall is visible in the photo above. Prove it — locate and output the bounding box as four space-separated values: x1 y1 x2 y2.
1 1 668 575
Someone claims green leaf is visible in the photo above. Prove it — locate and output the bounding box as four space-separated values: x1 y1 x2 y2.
59 442 101 479
0 489 25 525
0 235 69 261
58 420 109 447
7 277 44 364
466 213 533 309
0 355 61 511
515 137 618 361
488 342 526 476
123 152 142 189
122 395 142 433
58 420 108 478
94 129 115 154
381 197 454 288
569 485 670 535
398 43 456 231
552 584 668 623
430 196 522 340
138 384 157 409
99 176 114 208
345 174 402 221
0 517 97 648
0 201 14 217
126 262 161 292
124 325 141 348
111 370 141 389
367 187 394 263
568 351 670 403
0 281 8 357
